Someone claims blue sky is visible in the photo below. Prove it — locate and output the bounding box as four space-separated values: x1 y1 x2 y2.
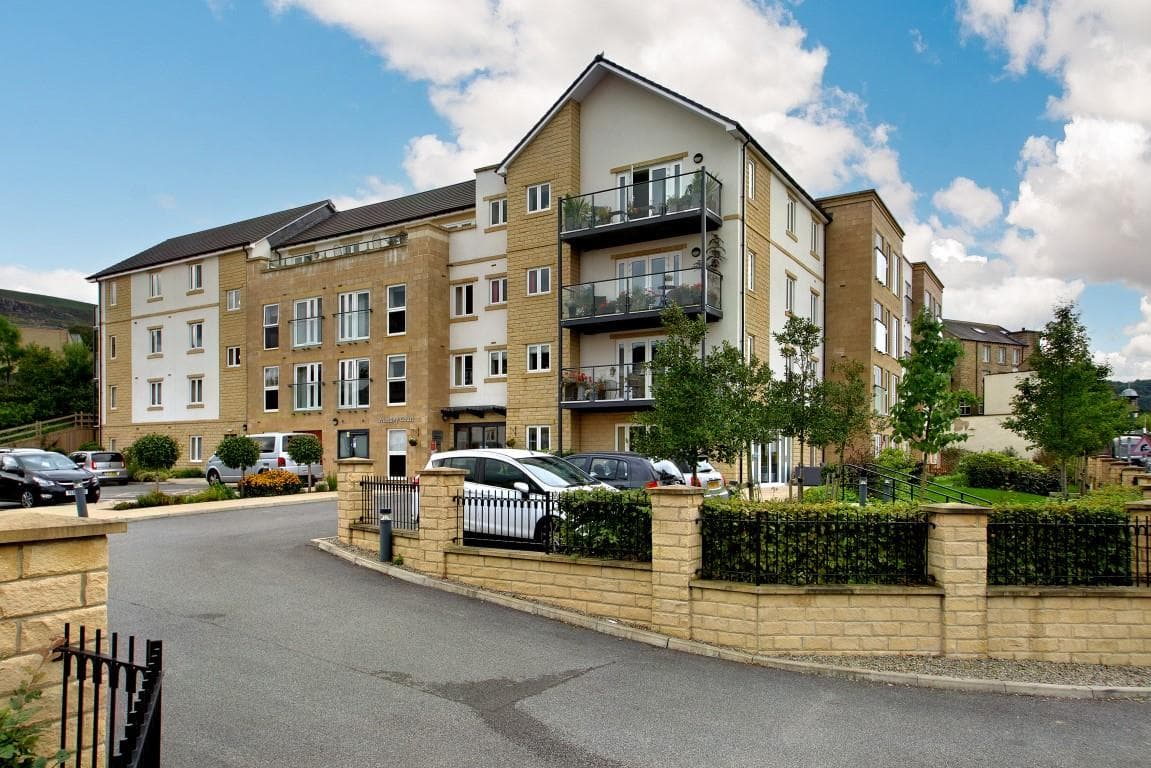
1 1 1148 379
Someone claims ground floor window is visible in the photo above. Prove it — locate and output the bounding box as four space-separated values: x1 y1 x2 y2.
453 423 506 449
751 436 791 484
526 425 551 452
387 429 407 478
615 424 647 451
189 436 202 462
338 429 369 459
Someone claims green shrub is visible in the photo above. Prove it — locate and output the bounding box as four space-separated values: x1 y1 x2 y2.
171 467 205 479
75 440 103 452
958 451 1060 495
133 491 181 508
238 469 301 497
186 483 237 503
873 447 918 475
556 489 651 560
132 469 171 483
938 446 970 474
798 484 833 502
0 678 70 767
129 434 180 476
325 473 338 491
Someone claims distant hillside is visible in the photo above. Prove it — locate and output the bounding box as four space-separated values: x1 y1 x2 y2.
1112 379 1151 413
0 288 95 330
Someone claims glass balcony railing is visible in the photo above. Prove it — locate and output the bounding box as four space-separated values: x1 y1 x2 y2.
560 363 653 404
559 170 722 235
562 267 722 322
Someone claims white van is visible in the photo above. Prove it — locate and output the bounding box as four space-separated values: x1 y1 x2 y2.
204 432 323 485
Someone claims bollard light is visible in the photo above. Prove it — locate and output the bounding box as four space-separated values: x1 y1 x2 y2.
379 508 393 563
74 482 88 518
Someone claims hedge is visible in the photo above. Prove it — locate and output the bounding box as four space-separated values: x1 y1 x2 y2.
555 489 652 561
238 469 301 497
958 451 1060 495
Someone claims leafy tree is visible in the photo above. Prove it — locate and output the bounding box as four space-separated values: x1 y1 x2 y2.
0 315 21 385
215 436 260 495
1004 302 1132 498
0 336 93 429
285 433 323 490
889 309 968 485
814 359 875 481
772 316 824 500
130 433 179 492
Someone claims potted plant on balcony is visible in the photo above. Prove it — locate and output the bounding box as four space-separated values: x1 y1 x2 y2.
561 196 592 231
562 369 591 400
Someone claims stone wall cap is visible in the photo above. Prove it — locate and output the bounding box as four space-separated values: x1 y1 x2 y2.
648 486 706 497
1126 500 1151 511
419 467 466 476
921 502 991 514
0 512 127 545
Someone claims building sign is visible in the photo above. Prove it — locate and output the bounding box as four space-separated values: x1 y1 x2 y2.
378 415 415 424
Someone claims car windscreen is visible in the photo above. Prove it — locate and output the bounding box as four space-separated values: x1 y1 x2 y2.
519 456 596 488
19 453 81 471
93 452 123 464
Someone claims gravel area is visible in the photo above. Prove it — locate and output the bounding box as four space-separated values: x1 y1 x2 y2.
785 655 1151 688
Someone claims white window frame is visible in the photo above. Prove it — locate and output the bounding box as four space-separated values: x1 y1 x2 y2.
451 354 475 388
526 183 551 213
874 302 888 355
488 277 508 305
747 250 756 292
387 429 408 478
875 233 888 286
747 161 756 200
226 288 241 311
489 198 507 226
149 381 162 407
109 335 117 360
810 291 820 325
188 321 203 351
1013 348 1021 366
108 385 117 410
337 290 371 342
188 376 204 405
996 347 1006 364
226 346 240 368
263 304 279 350
338 358 370 409
107 281 117 306
387 284 406 335
810 216 821 255
148 271 162 299
526 425 551 452
526 343 551 373
452 284 475 318
786 196 797 234
488 350 508 378
293 362 322 411
293 297 323 348
785 275 796 314
982 345 991 363
149 328 162 355
526 267 551 296
387 355 407 406
189 436 203 463
263 366 279 412
188 263 203 291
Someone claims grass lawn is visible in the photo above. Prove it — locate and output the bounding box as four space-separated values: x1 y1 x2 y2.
930 474 1049 505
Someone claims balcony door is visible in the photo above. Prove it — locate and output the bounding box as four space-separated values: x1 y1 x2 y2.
617 252 682 311
617 161 684 218
617 337 662 400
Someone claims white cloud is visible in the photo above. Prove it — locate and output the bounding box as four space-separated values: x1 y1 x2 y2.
331 176 407 210
1096 295 1151 380
0 265 97 304
932 177 1002 229
154 193 178 211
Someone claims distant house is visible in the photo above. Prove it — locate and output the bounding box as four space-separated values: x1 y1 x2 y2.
952 371 1036 457
942 319 1040 413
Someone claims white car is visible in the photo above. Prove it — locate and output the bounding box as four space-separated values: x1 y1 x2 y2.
676 459 728 496
425 449 615 541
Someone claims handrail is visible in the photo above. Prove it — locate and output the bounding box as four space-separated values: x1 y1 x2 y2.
863 463 992 506
0 412 95 444
835 464 992 506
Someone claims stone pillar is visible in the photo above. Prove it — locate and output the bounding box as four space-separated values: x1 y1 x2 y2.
925 503 990 658
336 458 373 545
408 468 465 578
1126 500 1151 585
649 486 705 640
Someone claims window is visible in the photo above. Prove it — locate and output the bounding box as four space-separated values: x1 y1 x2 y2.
188 321 203 351
188 263 203 291
526 183 551 213
526 425 551 452
996 347 1006 364
527 267 551 296
746 334 756 362
387 355 406 405
293 297 323 347
226 346 240 367
387 429 408 478
109 335 117 360
189 436 203 463
893 258 903 300
874 301 888 354
107 281 117 306
337 290 370 341
747 161 756 199
263 304 279 349
108 385 117 410
338 429 370 459
488 350 507 377
338 358 370 408
188 376 203 405
293 363 322 411
226 289 241 311
982 344 991 363
148 271 162 299
810 216 821 254
892 318 901 358
873 366 885 414
747 250 756 291
1013 348 1021 366
149 381 162 407
488 277 508 305
149 328 162 355
452 284 474 317
786 196 796 234
263 366 279 411
452 354 474 387
785 275 796 314
489 198 507 226
891 375 899 411
810 291 820 325
874 233 888 286
387 285 406 334
527 343 551 372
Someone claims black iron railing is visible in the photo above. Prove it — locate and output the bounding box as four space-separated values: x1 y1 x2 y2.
359 476 419 531
561 266 722 322
699 506 933 586
830 464 992 506
456 491 560 546
988 516 1149 586
57 623 162 768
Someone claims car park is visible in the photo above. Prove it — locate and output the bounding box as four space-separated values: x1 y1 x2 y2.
69 450 129 485
425 448 614 541
565 451 685 490
0 449 100 508
204 432 323 485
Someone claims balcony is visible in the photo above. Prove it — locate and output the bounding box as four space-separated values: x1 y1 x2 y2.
561 267 722 333
269 233 408 270
559 171 722 250
560 363 654 412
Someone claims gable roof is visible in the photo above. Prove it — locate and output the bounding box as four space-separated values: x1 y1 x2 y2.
279 181 476 247
88 201 333 280
943 319 1026 346
495 55 825 217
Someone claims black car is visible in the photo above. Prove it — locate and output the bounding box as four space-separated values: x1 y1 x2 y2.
565 452 684 490
0 449 100 508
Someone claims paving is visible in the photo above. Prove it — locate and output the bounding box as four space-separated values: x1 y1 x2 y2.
108 501 1151 767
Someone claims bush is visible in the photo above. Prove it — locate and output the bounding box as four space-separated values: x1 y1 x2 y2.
132 491 182 508
0 678 70 767
958 451 1060 495
186 483 237 503
798 484 833 502
938 446 970 475
325 473 338 491
873 447 918 475
75 440 103 451
555 489 651 560
130 434 180 475
214 436 260 475
171 467 205 479
238 469 301 497
285 434 323 487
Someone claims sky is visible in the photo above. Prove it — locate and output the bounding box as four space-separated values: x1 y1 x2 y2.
1 0 1148 380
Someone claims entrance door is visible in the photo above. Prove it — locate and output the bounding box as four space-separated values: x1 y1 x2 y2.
618 161 683 218
618 339 660 400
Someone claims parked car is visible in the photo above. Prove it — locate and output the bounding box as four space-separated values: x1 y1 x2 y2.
676 458 728 496
425 449 615 541
0 449 100 508
565 451 685 490
69 450 129 485
204 432 323 485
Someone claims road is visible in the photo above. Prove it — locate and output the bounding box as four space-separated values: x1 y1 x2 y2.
108 500 1151 767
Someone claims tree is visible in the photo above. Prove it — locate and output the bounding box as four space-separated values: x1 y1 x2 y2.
0 315 21 386
286 434 323 490
1004 302 1132 498
772 315 824 500
215 436 260 495
813 359 875 482
889 309 968 485
130 433 179 492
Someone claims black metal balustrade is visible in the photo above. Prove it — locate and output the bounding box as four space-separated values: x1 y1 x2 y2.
559 170 722 236
988 516 1150 586
561 266 722 324
359 476 420 531
560 362 652 404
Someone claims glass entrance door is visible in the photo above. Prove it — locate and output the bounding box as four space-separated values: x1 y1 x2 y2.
618 339 660 400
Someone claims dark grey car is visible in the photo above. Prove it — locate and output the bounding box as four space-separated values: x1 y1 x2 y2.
1 449 100 508
565 452 684 490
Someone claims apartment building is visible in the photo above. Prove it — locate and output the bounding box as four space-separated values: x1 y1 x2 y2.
942 319 1037 413
90 56 930 484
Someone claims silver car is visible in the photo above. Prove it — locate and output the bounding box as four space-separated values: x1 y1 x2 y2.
204 432 323 485
69 450 129 485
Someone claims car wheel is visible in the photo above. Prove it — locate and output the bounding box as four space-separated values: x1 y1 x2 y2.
534 515 558 544
206 469 222 485
19 489 36 509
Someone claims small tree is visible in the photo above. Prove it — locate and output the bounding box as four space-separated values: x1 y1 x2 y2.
772 315 824 500
130 433 179 492
889 309 968 485
814 359 875 488
286 434 323 490
215 436 260 495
